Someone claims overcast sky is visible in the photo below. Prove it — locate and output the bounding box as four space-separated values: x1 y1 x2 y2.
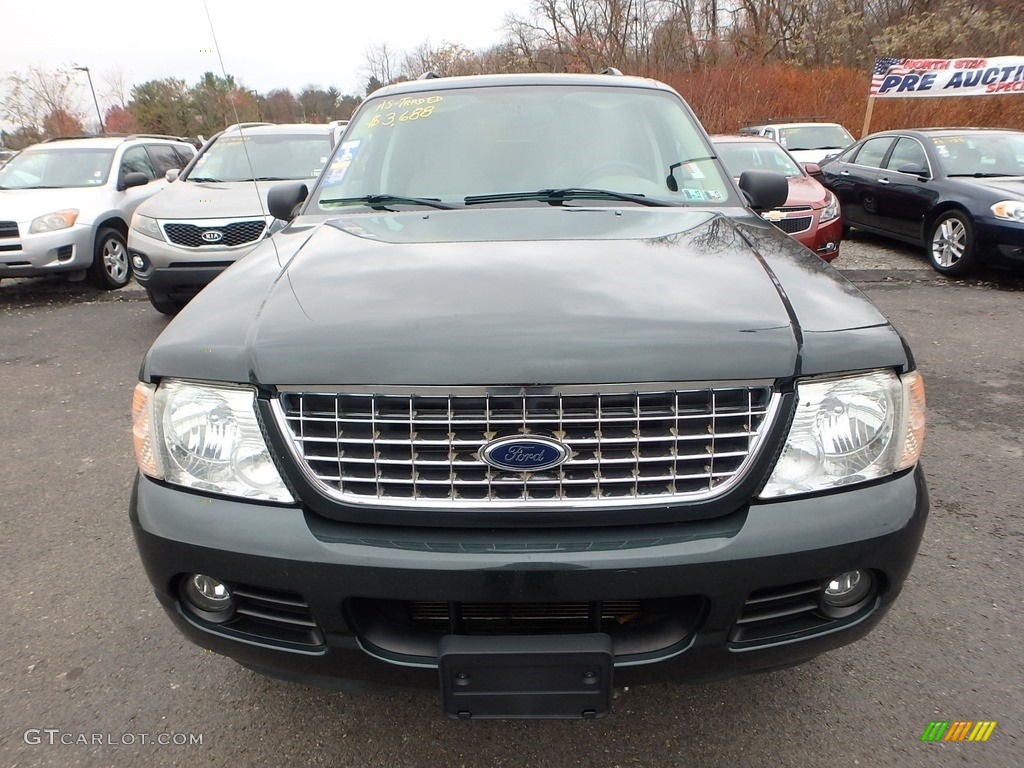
1 0 533 125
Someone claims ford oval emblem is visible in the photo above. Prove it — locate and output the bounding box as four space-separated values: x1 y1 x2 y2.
480 435 570 472
201 230 224 243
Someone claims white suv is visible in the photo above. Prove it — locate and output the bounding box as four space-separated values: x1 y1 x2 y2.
738 122 855 165
0 135 196 289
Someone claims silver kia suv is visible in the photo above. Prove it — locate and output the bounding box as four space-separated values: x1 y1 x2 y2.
0 135 196 289
129 122 336 314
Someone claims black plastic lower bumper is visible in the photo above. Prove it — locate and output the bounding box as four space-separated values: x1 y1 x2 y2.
130 467 928 707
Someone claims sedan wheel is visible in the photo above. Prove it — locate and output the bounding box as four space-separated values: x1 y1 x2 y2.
927 211 975 277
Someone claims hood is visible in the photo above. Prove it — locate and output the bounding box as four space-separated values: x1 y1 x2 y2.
0 186 108 224
958 176 1024 198
782 175 830 208
136 179 285 219
144 207 905 387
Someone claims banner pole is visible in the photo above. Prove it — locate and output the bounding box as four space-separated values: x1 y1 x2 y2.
861 96 876 138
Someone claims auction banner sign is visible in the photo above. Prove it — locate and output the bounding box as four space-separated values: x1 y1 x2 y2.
870 56 1024 97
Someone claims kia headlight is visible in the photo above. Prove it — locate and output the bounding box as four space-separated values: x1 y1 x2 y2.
130 212 163 238
29 209 79 233
991 200 1024 222
760 369 925 498
132 379 293 503
819 192 840 223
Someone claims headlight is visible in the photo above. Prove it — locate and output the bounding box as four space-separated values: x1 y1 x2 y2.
132 380 294 503
130 212 163 239
760 369 925 498
29 209 78 234
991 200 1024 222
819 192 840 223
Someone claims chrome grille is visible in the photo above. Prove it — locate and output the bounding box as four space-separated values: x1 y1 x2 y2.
273 384 778 508
163 219 266 248
0 221 18 239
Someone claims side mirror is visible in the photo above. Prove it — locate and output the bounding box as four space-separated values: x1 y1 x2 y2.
739 169 789 211
802 162 822 175
897 163 929 178
119 171 149 191
165 168 180 182
267 182 309 222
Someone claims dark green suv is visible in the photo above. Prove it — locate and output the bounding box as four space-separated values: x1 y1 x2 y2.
130 73 928 720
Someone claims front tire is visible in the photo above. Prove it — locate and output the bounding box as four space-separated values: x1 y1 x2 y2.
146 289 186 316
927 211 975 276
88 228 131 289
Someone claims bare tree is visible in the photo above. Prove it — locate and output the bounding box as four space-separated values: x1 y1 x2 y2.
1 66 86 137
101 66 132 110
364 42 402 86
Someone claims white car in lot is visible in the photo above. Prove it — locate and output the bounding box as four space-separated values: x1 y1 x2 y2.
739 122 856 165
129 122 337 314
0 135 196 288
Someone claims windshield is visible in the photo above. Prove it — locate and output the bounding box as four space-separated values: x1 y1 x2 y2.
777 125 854 151
715 141 803 179
312 84 734 210
0 147 115 189
931 133 1024 176
186 132 332 182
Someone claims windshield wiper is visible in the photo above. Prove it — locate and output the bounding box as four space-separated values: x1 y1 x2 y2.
252 176 296 181
947 172 1013 178
187 177 222 182
320 194 459 210
464 188 676 207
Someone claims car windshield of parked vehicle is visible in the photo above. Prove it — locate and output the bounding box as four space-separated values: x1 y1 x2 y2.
715 141 804 179
931 133 1024 177
778 125 854 152
0 147 115 189
185 133 332 183
313 85 734 210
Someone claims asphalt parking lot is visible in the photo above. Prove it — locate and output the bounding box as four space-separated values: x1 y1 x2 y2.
1 232 1021 767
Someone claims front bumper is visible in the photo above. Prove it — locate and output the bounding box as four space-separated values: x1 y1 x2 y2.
795 213 842 261
974 216 1024 266
131 466 928 695
0 223 95 277
128 229 256 295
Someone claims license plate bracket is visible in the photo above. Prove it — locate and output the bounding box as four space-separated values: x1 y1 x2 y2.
438 633 613 720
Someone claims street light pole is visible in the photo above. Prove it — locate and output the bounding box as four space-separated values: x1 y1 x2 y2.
73 66 104 135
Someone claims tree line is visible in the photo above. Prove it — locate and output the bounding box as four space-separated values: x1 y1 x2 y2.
2 0 1020 149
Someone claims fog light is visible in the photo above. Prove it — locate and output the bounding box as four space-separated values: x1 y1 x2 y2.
131 254 148 270
181 574 234 619
823 570 872 608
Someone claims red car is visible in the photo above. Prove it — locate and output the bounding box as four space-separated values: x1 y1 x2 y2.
712 135 842 261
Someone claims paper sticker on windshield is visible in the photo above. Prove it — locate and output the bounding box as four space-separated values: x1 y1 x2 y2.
368 95 444 129
683 189 706 201
683 162 705 179
705 189 724 202
324 140 360 185
935 144 950 157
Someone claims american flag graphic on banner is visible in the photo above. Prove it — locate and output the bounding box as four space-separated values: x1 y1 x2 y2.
871 57 910 95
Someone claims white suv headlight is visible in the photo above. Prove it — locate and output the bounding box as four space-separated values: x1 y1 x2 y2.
132 380 294 503
760 369 925 499
29 209 79 233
